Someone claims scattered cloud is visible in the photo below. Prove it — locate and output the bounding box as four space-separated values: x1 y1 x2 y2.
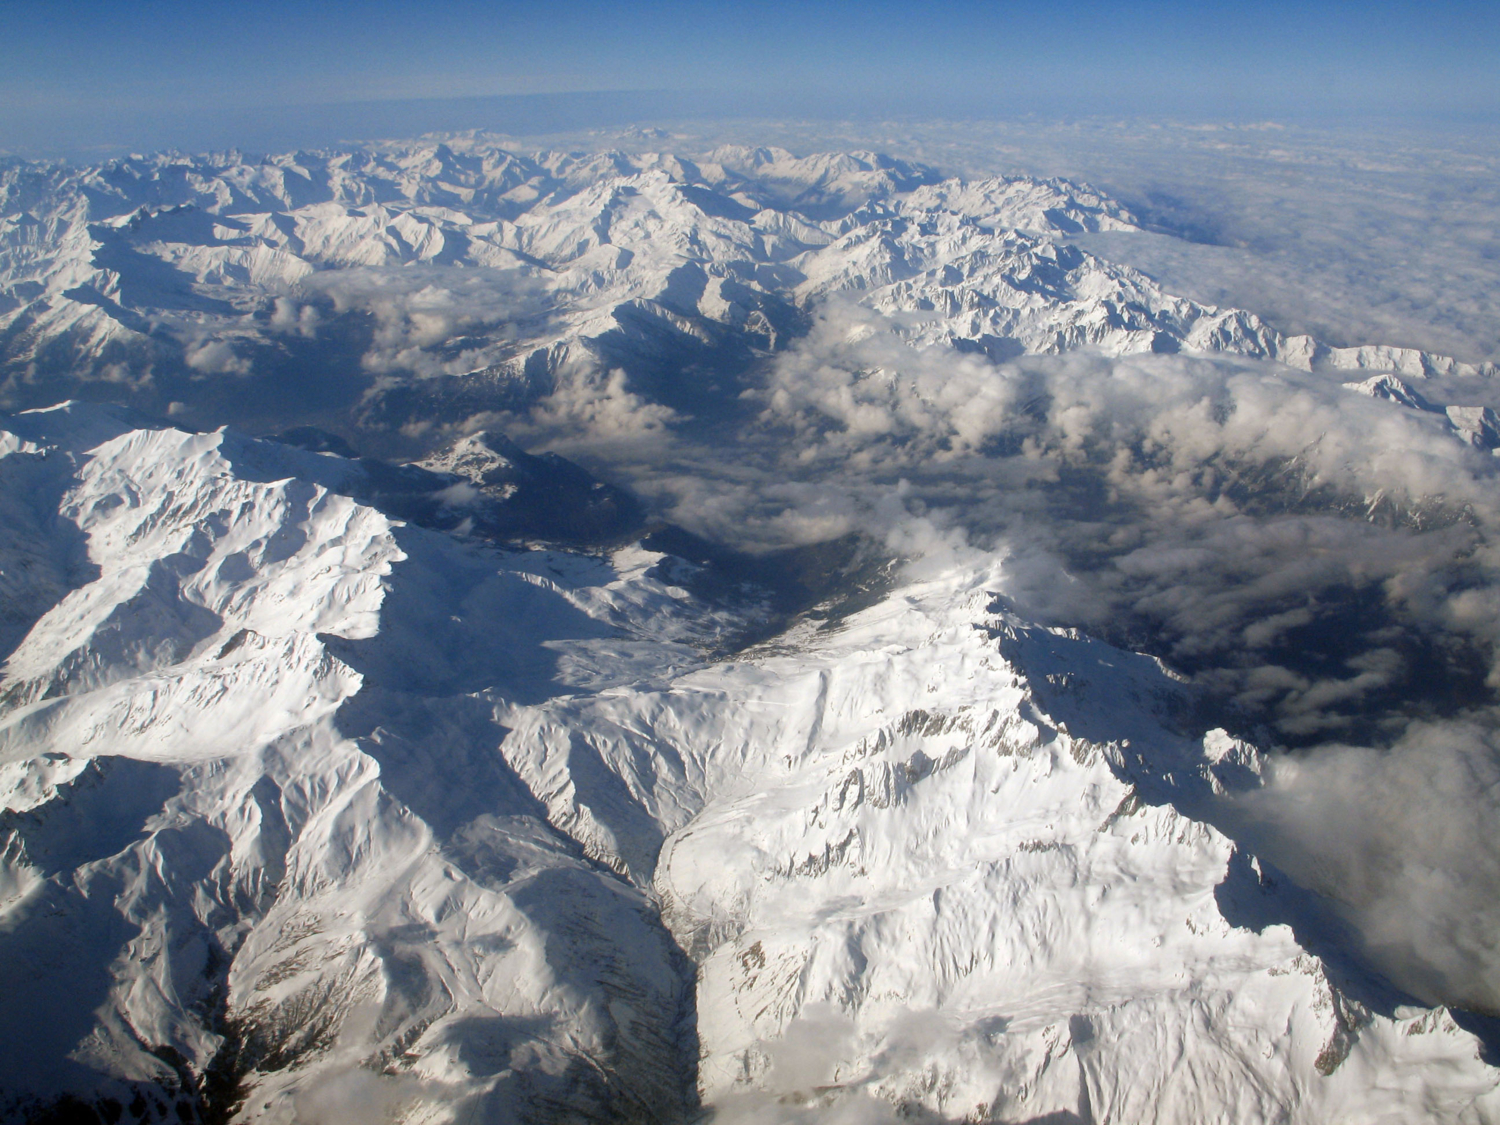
296 265 553 380
18 122 1500 1020
658 118 1500 364
479 297 1500 1012
184 338 250 376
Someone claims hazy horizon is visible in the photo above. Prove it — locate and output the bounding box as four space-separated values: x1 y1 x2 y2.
2 0 1496 160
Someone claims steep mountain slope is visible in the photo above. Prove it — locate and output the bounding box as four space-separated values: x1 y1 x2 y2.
4 139 1500 1125
1 404 1496 1124
3 140 1490 446
0 404 714 1123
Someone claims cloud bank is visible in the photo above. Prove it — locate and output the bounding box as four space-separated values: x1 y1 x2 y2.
476 297 1500 1012
294 265 554 381
1232 721 1500 1012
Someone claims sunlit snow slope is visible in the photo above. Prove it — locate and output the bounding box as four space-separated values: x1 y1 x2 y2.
1 403 1497 1124
4 137 1500 1125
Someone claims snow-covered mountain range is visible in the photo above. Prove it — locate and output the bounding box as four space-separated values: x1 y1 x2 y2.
4 402 1497 1124
4 139 1500 1124
2 140 1492 441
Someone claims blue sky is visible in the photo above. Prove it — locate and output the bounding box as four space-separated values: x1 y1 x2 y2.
2 0 1496 156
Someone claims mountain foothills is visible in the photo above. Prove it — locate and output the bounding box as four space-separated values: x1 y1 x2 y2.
2 140 1500 1124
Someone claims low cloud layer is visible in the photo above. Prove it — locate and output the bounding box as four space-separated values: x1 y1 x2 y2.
763 305 1500 729
294 265 553 381
1232 721 1500 1011
660 117 1500 365
479 297 1500 1012
22 123 1497 1018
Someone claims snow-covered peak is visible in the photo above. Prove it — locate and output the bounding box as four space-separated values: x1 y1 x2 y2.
4 137 1500 1124
1344 371 1438 411
1 406 1496 1122
412 429 521 482
4 138 1492 440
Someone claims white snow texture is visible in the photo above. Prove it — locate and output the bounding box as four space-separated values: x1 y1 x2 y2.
2 139 1499 1124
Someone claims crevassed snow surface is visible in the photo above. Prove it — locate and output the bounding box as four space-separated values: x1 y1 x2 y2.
1 402 1496 1124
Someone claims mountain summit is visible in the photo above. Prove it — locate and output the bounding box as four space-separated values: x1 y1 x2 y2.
3 141 1500 1123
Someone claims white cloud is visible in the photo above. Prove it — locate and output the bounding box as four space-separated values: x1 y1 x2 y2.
624 118 1500 365
478 297 1500 1013
1231 720 1500 1011
184 338 250 376
297 265 553 380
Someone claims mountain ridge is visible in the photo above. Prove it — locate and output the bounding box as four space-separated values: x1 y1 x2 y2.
1 401 1497 1123
3 140 1492 455
4 137 1500 1124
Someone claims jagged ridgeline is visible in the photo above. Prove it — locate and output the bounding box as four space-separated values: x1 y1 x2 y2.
3 141 1488 452
4 140 1500 1124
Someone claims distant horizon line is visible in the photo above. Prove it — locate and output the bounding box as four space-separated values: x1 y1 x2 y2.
5 90 1498 166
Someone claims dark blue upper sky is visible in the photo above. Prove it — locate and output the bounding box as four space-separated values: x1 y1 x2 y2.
2 0 1496 157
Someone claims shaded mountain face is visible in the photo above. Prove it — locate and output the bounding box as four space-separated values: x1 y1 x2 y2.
272 427 648 548
3 140 1500 1125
